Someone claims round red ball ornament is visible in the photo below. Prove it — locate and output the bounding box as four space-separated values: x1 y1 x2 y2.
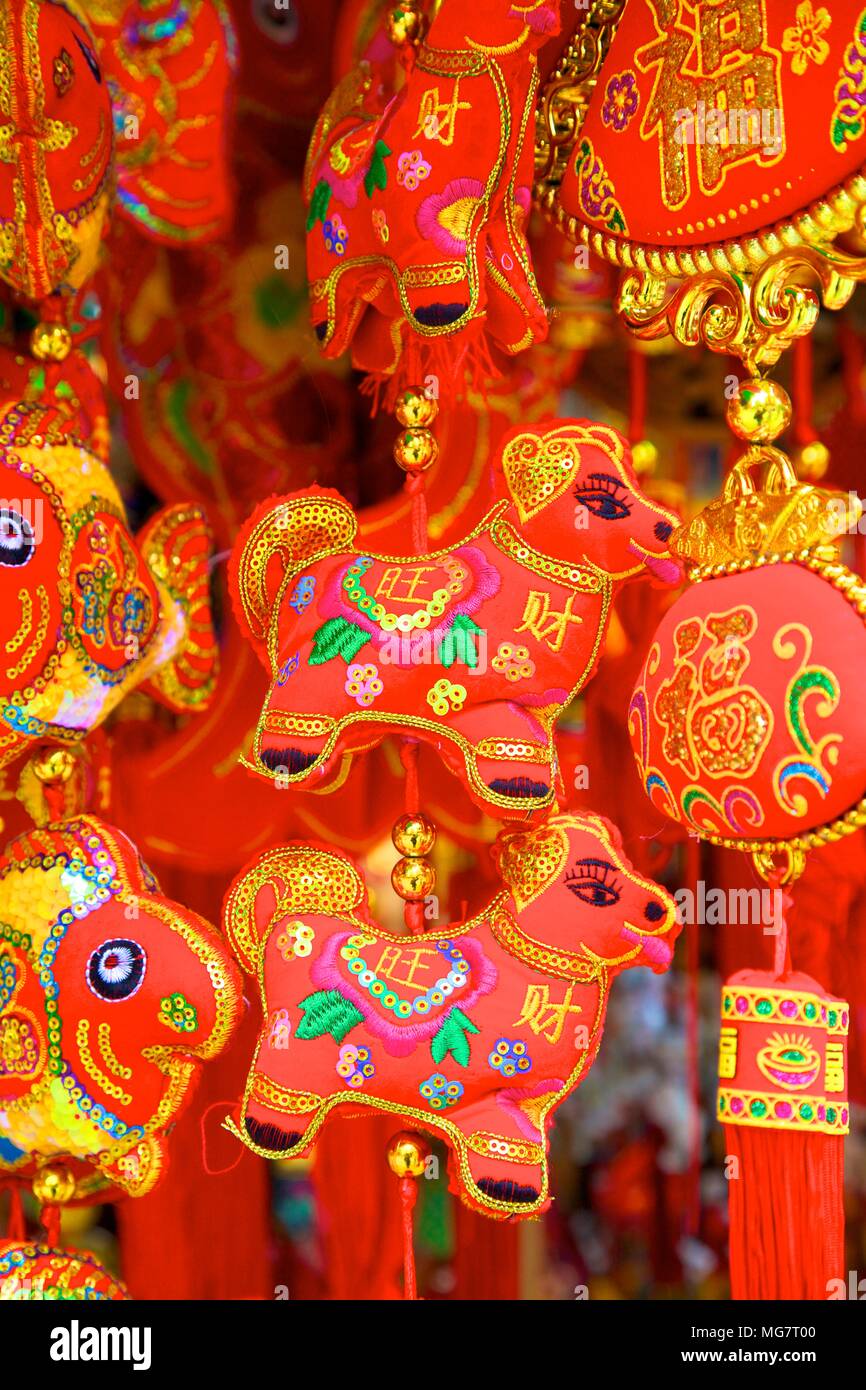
629 449 866 872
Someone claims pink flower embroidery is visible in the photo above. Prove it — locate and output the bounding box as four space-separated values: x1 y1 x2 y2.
345 663 383 706
416 178 484 256
397 149 432 192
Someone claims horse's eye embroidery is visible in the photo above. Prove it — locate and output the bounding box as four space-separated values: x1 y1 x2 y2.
0 509 35 567
564 858 621 906
87 939 146 1001
573 472 631 521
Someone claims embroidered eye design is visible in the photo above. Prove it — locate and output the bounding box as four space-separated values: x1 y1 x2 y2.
0 509 35 567
87 939 146 1002
74 33 101 83
564 859 621 907
573 472 632 521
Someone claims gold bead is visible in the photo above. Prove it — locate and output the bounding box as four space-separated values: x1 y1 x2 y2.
387 1130 430 1179
726 377 792 445
393 427 439 474
32 748 77 785
794 439 830 482
386 5 424 46
631 439 658 475
30 322 72 363
392 812 437 857
33 1163 77 1207
395 387 438 429
391 855 435 901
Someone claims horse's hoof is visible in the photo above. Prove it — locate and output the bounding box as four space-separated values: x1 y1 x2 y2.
245 1116 302 1152
487 776 550 800
476 1176 540 1204
412 302 469 328
259 747 319 774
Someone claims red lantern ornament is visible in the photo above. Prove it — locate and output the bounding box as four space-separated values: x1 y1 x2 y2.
0 815 244 1198
629 449 866 868
223 810 680 1218
630 445 861 1300
718 969 849 1299
230 418 680 816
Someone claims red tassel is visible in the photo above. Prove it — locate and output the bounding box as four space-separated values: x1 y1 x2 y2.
719 969 849 1300
726 1126 844 1299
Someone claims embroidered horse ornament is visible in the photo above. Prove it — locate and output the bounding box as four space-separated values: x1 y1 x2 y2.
0 392 219 769
223 811 679 1217
304 0 561 378
229 419 681 816
0 816 243 1197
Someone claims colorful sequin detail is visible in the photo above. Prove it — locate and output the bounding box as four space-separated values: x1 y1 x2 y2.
158 992 199 1035
426 678 467 715
289 576 316 614
344 663 383 707
276 922 316 961
488 1037 532 1077
419 1072 464 1109
336 1043 375 1088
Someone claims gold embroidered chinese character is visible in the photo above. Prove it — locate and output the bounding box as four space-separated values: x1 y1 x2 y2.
414 80 471 146
636 0 783 209
374 564 438 604
372 944 438 992
516 590 582 653
514 983 582 1045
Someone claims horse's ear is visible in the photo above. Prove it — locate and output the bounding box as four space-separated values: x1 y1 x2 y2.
492 419 633 524
492 820 570 912
229 489 357 666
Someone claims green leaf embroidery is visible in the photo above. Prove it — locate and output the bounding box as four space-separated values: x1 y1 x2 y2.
363 141 391 198
430 1006 479 1068
439 615 484 670
296 989 364 1043
306 180 332 232
309 616 370 665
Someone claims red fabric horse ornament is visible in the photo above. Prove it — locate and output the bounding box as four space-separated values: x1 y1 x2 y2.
304 0 561 387
0 815 243 1198
230 419 681 816
223 811 680 1218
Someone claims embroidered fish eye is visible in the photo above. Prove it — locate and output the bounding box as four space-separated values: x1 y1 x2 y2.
564 858 622 907
573 472 632 521
0 509 35 567
87 939 146 1001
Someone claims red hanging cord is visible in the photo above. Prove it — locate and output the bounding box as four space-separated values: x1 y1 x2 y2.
399 1175 419 1300
628 346 648 447
398 741 426 936
684 834 701 1239
5 1186 25 1242
41 1204 61 1246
